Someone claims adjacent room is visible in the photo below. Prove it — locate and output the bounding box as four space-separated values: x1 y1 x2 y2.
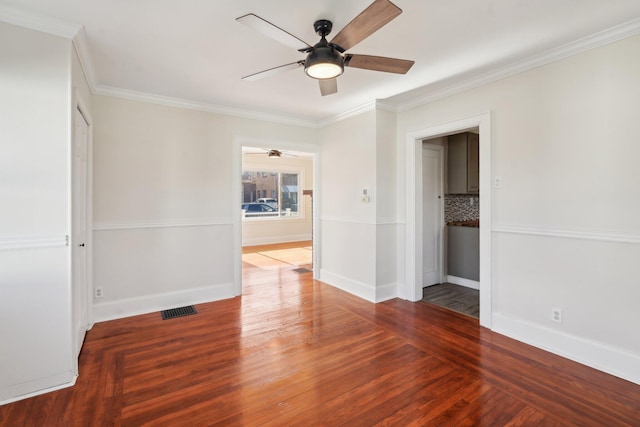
2 0 640 424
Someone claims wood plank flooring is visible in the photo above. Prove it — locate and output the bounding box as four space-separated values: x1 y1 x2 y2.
2 242 639 425
422 283 479 318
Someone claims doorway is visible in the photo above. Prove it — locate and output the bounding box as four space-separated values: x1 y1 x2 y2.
232 138 320 296
422 132 480 318
403 113 492 328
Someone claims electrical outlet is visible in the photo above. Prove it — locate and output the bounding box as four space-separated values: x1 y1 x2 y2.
95 287 104 299
494 176 503 188
552 307 562 323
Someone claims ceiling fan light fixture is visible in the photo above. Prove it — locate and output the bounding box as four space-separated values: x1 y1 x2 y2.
267 149 282 158
304 46 344 80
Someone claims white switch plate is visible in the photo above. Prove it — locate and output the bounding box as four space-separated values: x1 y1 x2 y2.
494 176 503 188
361 187 370 203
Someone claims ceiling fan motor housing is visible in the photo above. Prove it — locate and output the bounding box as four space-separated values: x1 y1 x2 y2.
305 20 344 79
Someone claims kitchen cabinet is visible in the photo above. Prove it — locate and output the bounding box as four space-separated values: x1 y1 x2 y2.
447 225 479 281
447 132 479 194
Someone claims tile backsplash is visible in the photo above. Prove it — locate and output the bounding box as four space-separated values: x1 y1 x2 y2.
444 194 479 222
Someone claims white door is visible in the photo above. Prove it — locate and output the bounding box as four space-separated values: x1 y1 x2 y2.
422 145 443 287
72 106 90 359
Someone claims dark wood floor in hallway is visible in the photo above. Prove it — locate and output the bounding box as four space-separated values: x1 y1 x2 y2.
2 242 639 425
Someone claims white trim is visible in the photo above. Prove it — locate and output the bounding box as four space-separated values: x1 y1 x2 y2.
493 313 640 386
319 269 376 302
93 219 232 231
396 18 640 112
72 27 98 92
0 372 76 405
446 275 480 290
375 282 399 303
94 85 319 129
319 270 397 303
403 112 492 328
0 4 81 38
92 283 235 323
318 100 377 127
492 225 640 245
0 235 68 251
242 234 312 247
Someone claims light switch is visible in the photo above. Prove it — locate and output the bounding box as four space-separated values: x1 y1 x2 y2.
361 187 370 203
494 176 502 188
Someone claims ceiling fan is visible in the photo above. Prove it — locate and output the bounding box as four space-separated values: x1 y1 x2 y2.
236 0 414 96
245 149 297 158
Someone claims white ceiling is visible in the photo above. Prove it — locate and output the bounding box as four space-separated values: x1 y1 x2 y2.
2 0 640 124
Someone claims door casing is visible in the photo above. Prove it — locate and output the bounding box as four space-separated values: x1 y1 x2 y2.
403 112 492 328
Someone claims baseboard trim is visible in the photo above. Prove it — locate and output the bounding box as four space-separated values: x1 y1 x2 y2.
319 269 375 302
1 371 76 405
93 283 235 322
375 282 398 303
447 275 480 290
492 312 640 386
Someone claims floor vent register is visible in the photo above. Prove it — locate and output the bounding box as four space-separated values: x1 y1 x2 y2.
161 305 198 320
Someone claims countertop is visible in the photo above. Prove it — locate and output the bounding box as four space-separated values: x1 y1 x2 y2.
447 220 479 228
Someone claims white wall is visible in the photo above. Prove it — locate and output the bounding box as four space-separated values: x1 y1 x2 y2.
91 95 318 321
241 154 313 246
0 22 75 402
375 109 399 299
396 33 640 383
319 109 397 301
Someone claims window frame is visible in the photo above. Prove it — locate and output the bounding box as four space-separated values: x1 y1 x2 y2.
241 167 305 222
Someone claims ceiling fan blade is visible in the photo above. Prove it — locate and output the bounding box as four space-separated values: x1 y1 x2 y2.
319 79 337 96
345 54 414 74
236 13 312 50
242 61 304 81
329 0 402 52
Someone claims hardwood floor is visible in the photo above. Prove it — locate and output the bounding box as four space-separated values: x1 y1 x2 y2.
422 283 479 318
2 242 639 425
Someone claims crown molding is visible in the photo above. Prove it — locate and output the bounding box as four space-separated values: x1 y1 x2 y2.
93 84 320 129
318 99 399 127
72 27 98 91
0 4 80 39
394 17 640 113
4 4 640 129
318 100 377 127
0 5 99 93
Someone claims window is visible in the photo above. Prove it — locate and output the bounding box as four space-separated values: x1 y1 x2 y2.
241 170 301 219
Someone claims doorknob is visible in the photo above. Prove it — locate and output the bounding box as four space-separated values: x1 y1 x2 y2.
79 243 85 247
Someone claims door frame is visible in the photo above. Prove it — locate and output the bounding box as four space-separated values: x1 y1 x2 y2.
231 137 320 296
403 112 492 328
